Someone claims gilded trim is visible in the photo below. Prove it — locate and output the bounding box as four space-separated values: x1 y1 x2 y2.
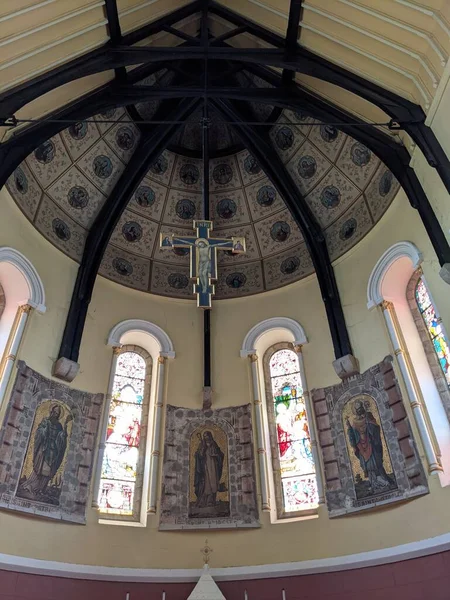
249 353 258 363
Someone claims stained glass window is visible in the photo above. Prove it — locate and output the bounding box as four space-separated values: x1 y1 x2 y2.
99 350 148 517
269 348 318 512
416 278 450 389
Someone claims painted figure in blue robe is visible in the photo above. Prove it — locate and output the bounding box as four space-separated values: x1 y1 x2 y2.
194 431 224 507
346 400 393 493
21 404 72 498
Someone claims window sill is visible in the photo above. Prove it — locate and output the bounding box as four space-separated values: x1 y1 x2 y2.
98 518 146 527
271 508 319 524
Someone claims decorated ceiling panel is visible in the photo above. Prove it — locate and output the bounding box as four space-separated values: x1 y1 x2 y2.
6 107 400 300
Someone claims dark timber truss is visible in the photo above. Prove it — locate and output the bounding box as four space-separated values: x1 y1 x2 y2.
0 0 449 367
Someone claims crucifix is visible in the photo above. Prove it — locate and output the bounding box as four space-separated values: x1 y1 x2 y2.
160 222 245 309
160 104 246 409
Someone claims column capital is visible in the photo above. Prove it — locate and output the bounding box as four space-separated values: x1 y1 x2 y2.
158 355 166 365
381 300 394 311
292 344 303 353
249 353 258 363
19 304 32 315
112 346 122 355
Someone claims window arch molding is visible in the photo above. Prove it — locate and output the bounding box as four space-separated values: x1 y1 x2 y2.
367 241 422 310
92 319 175 524
241 318 325 521
367 241 450 484
0 247 46 407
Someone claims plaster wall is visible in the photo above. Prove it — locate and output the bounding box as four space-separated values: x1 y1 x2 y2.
0 131 449 569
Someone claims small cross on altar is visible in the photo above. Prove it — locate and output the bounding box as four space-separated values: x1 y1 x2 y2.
160 220 246 308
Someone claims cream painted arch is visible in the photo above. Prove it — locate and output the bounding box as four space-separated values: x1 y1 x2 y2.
0 246 46 313
240 317 308 358
0 247 46 407
366 241 423 310
107 318 175 358
93 319 175 521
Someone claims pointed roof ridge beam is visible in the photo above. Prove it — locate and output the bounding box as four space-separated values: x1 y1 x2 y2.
104 0 122 45
282 0 303 85
58 97 202 363
0 0 202 117
212 97 352 359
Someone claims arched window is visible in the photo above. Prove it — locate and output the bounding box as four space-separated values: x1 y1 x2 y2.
414 276 450 389
368 242 450 483
264 344 319 516
98 346 151 521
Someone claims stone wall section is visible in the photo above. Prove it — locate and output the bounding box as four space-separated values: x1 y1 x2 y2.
311 356 428 517
0 361 103 523
406 269 450 423
159 403 259 530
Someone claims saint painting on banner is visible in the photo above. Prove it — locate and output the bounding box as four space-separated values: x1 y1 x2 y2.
17 400 73 505
189 425 230 518
343 395 397 500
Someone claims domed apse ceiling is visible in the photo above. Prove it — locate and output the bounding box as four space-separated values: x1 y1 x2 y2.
6 107 400 300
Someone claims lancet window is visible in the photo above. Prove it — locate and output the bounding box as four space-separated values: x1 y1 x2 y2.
98 347 151 520
415 277 450 389
264 344 319 516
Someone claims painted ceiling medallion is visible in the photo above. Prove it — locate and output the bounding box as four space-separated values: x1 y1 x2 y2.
176 199 196 220
213 164 233 185
340 218 358 241
68 186 89 209
379 171 393 196
34 141 55 164
116 126 135 150
168 273 189 289
320 186 341 209
271 221 291 242
280 256 300 275
69 122 88 140
135 185 155 207
276 127 294 150
52 218 71 241
351 143 371 167
180 163 200 185
113 257 133 276
298 155 317 179
244 154 261 175
151 155 168 175
14 168 27 194
93 156 113 179
122 221 143 243
101 109 116 119
217 198 236 219
320 125 338 143
257 185 276 207
226 272 247 288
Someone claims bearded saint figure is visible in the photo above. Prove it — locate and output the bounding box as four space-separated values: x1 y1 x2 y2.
20 404 72 499
346 400 393 493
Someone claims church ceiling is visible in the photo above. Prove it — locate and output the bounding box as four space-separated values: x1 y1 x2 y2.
5 108 400 300
0 0 448 132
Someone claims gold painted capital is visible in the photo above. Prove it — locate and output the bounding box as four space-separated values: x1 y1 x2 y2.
5 354 16 361
394 348 403 356
292 344 302 353
19 304 32 315
381 300 394 311
249 353 258 363
158 356 166 365
112 346 121 355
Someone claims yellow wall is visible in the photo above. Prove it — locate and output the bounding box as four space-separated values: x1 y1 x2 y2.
0 79 450 568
